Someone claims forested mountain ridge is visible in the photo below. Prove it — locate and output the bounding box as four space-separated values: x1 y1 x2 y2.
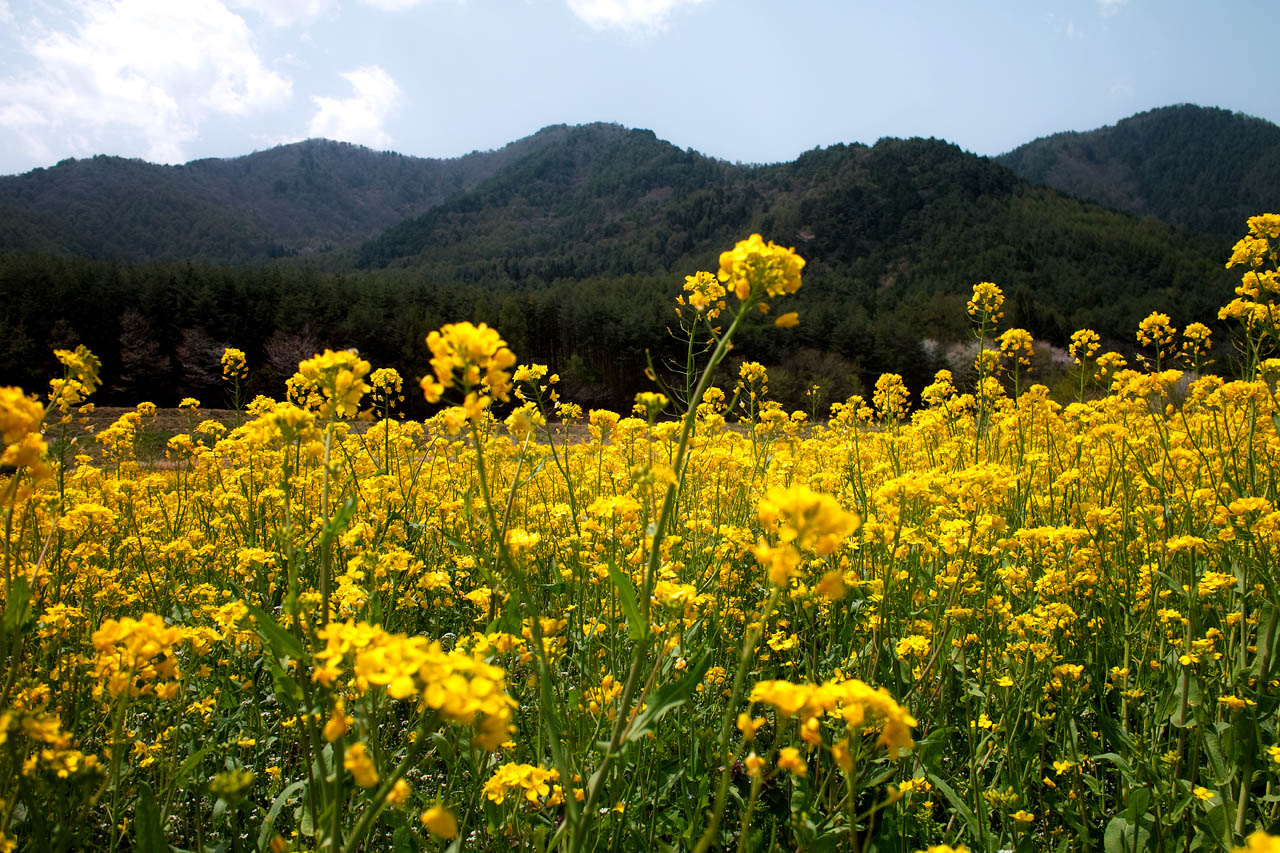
355 123 760 277
0 109 1265 410
353 123 1225 343
0 129 574 263
0 128 1234 413
997 104 1280 242
3 105 1275 270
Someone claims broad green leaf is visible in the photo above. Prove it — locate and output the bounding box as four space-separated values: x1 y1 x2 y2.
318 494 359 553
1201 724 1228 783
926 772 982 842
625 650 713 743
135 783 168 853
258 780 306 852
607 559 644 641
246 602 305 661
1092 751 1135 774
430 731 455 762
1104 816 1130 853
2 576 32 635
1125 785 1151 825
392 826 414 853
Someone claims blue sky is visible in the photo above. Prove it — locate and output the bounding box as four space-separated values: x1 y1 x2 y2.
0 0 1273 175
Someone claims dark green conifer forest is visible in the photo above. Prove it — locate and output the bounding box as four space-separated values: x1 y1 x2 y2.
1 105 1269 411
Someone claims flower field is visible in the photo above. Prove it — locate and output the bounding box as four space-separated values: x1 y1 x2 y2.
4 221 1280 852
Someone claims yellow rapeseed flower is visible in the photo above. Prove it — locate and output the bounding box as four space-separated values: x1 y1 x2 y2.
421 805 459 839
717 234 804 304
343 742 379 788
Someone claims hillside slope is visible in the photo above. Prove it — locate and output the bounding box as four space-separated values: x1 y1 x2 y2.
997 104 1280 241
0 130 571 263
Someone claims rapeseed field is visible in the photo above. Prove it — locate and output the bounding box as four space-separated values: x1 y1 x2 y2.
4 222 1280 851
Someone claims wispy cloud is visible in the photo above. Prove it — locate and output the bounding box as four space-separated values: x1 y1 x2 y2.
1097 0 1127 18
308 66 401 148
0 0 291 166
565 0 705 33
227 0 336 27
360 0 457 10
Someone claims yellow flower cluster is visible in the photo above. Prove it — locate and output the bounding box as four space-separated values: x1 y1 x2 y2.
997 328 1034 368
0 386 49 498
313 620 514 749
420 322 517 421
91 613 183 700
421 805 459 839
221 347 248 382
1068 328 1100 364
369 366 404 410
681 270 727 317
873 373 910 421
0 711 101 780
296 349 372 419
756 484 858 556
967 281 1004 321
343 742 379 788
753 485 859 586
1136 311 1176 359
717 234 804 305
482 762 561 805
49 344 101 417
749 677 917 756
1237 832 1280 853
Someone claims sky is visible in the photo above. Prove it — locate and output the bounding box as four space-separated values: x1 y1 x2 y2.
0 0 1274 176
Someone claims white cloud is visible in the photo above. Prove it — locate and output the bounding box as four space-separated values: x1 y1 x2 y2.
359 0 439 9
565 0 705 32
0 1 12 24
1097 0 1127 17
308 66 400 149
228 0 335 26
0 0 291 166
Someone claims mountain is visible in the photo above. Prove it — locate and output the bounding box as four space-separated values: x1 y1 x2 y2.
0 130 572 263
355 123 755 278
352 123 1225 340
0 112 1257 410
997 104 1280 242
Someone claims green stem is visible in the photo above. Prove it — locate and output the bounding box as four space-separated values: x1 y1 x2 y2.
693 586 781 853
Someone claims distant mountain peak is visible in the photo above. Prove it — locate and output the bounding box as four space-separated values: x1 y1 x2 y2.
997 104 1280 239
3 107 1276 267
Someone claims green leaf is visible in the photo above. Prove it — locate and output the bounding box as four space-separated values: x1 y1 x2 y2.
430 732 455 762
625 651 713 743
925 772 981 842
1104 816 1130 853
1096 709 1138 753
169 747 209 800
318 494 359 553
1204 800 1231 848
245 602 305 661
607 559 644 641
297 798 316 837
1201 725 1228 783
258 780 306 851
391 825 415 853
135 782 168 853
270 665 303 711
2 576 32 635
1091 751 1135 775
1125 786 1151 825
